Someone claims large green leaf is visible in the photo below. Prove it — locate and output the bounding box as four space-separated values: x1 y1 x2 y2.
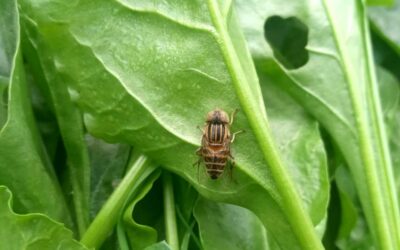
194 197 269 250
0 0 72 227
0 186 87 250
236 0 400 248
19 0 328 248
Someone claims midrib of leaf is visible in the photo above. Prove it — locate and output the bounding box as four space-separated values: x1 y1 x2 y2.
206 1 323 249
321 0 399 248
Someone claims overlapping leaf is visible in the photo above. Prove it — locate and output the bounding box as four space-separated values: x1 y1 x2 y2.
194 197 269 250
0 186 88 250
0 0 72 227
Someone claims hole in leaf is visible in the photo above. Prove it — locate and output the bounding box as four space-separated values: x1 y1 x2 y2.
264 16 309 70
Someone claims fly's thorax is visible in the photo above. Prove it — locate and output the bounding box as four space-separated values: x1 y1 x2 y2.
205 123 230 144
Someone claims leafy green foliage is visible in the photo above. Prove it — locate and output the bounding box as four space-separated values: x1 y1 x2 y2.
144 241 172 250
0 186 88 250
194 197 269 250
236 0 400 248
0 0 72 227
17 0 328 249
0 0 399 249
119 171 161 250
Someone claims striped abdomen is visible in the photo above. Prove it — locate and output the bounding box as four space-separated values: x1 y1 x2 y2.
204 153 229 179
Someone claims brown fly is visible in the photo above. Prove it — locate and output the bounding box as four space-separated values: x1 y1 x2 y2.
195 109 243 180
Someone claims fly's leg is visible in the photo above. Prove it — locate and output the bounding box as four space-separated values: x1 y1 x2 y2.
194 146 203 182
193 157 202 182
229 109 239 125
195 147 202 156
229 109 244 143
231 130 244 143
193 157 201 167
226 149 234 181
229 151 234 159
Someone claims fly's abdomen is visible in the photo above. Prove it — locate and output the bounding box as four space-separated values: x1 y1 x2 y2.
204 154 228 179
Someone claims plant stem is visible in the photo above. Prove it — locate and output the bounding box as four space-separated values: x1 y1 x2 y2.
81 154 155 249
163 172 179 250
206 1 323 249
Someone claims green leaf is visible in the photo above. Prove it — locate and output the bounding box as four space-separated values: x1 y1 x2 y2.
0 0 72 227
236 0 400 248
369 0 400 54
335 167 374 250
371 28 400 81
194 197 269 250
0 186 88 250
376 68 400 203
258 65 329 234
367 0 394 6
24 64 60 162
369 1 400 78
21 18 91 235
0 0 18 127
144 241 172 250
119 170 161 250
19 1 328 249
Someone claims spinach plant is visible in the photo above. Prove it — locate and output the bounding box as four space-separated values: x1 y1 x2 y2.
0 0 399 249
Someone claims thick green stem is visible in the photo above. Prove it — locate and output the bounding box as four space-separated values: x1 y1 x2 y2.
206 1 323 249
81 154 155 249
163 172 179 250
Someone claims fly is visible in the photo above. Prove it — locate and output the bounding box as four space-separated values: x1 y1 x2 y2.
195 109 243 180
